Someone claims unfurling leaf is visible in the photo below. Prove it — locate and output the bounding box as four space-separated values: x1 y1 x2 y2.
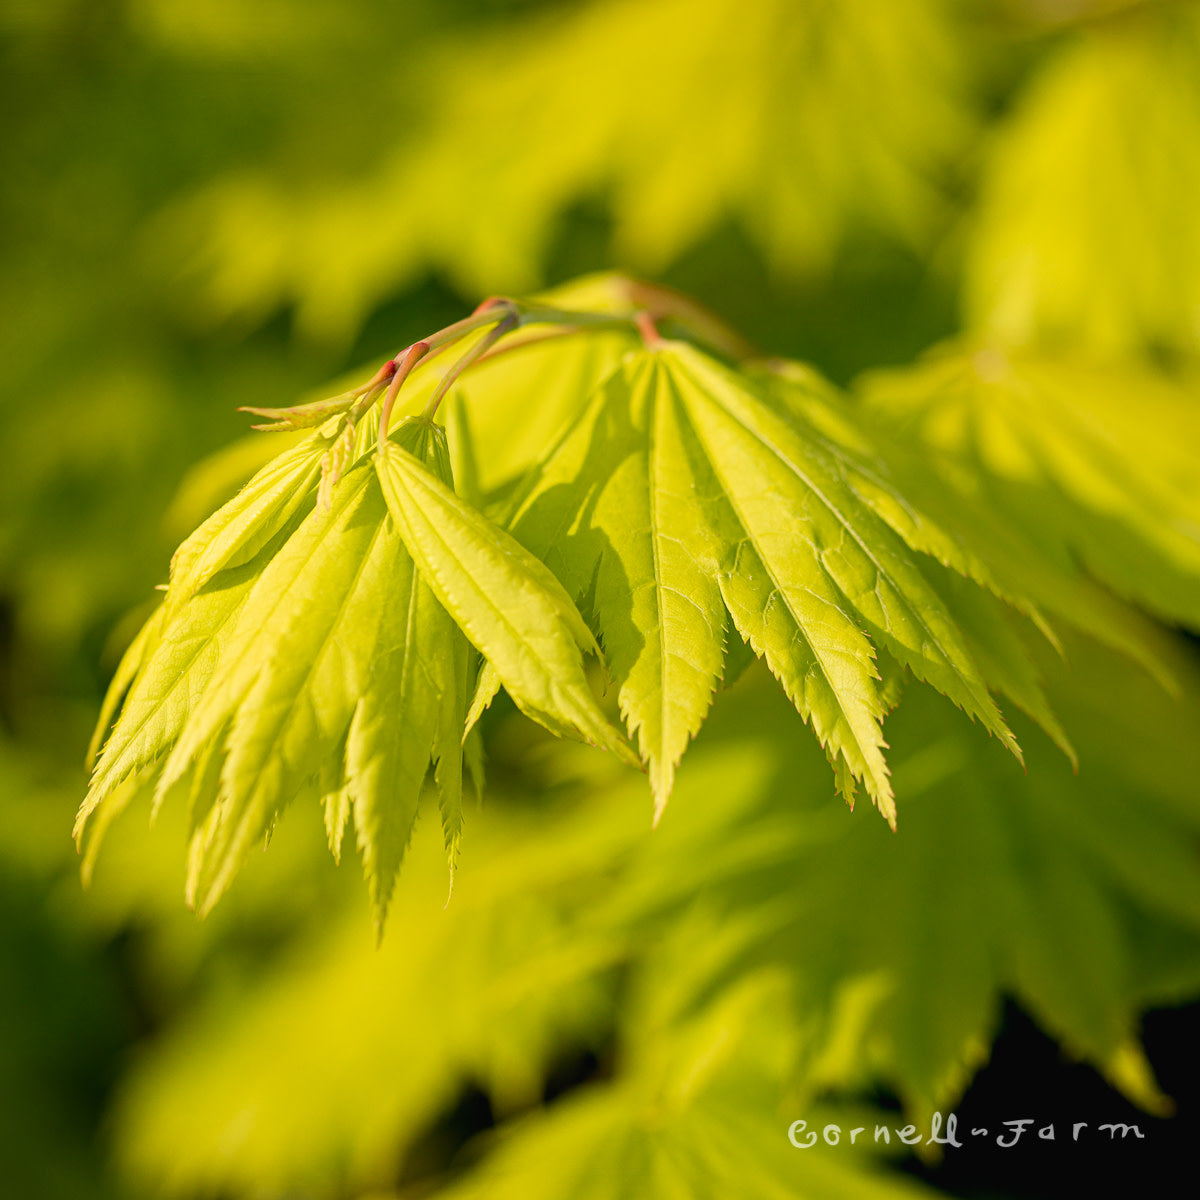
162 421 471 921
82 420 475 927
376 429 637 768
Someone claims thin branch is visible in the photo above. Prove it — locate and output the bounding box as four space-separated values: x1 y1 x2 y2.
423 310 520 420
376 341 430 454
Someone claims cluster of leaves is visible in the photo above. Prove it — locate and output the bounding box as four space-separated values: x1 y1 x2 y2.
79 275 1195 938
88 628 1200 1198
6 2 1200 1198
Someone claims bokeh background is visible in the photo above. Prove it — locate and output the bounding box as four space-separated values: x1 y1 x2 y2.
3 1 1200 1197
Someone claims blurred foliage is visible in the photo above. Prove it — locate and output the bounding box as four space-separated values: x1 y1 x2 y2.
2 1 1199 1198
92 636 1200 1196
964 1 1200 356
153 0 975 342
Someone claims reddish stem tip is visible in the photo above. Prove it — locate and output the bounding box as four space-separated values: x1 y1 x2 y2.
366 357 399 388
472 295 509 315
636 311 663 348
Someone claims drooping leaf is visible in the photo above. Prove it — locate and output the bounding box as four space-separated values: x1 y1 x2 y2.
756 357 1180 689
156 421 470 918
508 341 1023 823
81 425 358 829
82 417 475 923
102 624 1200 1198
376 430 636 768
506 353 729 818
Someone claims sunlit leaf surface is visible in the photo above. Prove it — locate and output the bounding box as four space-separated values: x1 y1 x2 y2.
964 4 1200 355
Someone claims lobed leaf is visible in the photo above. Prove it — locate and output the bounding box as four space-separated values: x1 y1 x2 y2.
759 357 1180 693
159 423 467 916
165 433 327 612
963 6 1200 356
510 341 1025 825
858 347 1200 635
376 429 636 768
507 354 727 818
83 304 1199 919
84 418 479 923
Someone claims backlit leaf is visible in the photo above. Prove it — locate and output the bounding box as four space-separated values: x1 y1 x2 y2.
376 432 636 768
510 341 1022 823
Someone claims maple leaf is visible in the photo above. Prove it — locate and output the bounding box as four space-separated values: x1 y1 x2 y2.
600 627 1200 1120
857 346 1200 634
83 420 471 926
78 291 1196 920
964 3 1200 356
101 625 1200 1197
376 431 636 769
81 395 632 920
508 340 1022 823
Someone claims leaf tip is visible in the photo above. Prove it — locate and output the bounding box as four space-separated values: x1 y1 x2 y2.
373 911 389 948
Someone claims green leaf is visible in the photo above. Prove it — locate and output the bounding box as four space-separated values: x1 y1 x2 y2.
507 353 729 818
149 420 471 918
96 628 1200 1196
510 342 1022 824
78 538 294 846
964 5 1200 356
604 628 1200 1118
376 426 636 769
758 357 1179 689
164 432 327 612
858 347 1200 634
